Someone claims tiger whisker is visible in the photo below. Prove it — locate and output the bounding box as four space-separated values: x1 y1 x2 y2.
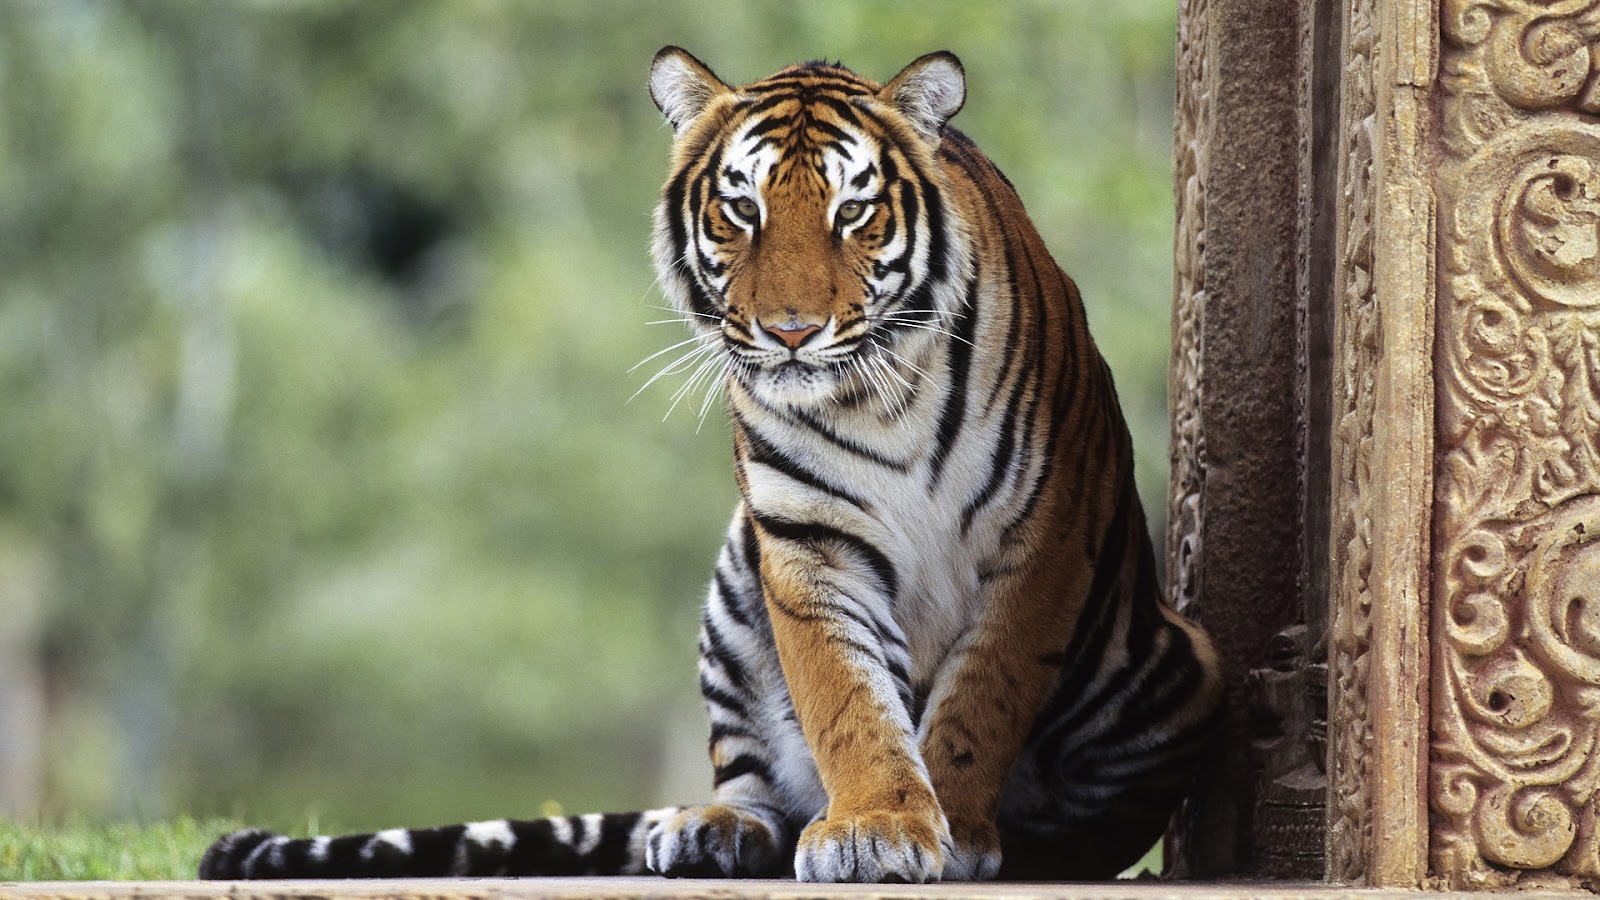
876 344 933 385
869 354 913 419
629 340 722 403
665 350 728 422
695 361 731 432
873 353 915 394
856 352 909 420
850 356 889 417
649 303 721 324
629 331 718 374
668 347 725 406
875 318 974 347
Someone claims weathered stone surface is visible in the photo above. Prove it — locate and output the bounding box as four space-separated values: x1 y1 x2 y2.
0 880 1586 900
1429 0 1600 889
1324 0 1437 888
1167 0 1327 879
1181 0 1600 888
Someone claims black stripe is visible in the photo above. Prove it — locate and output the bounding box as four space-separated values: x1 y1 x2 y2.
323 834 373 875
819 601 905 672
712 566 753 630
665 167 720 322
919 177 949 287
1026 478 1138 753
743 92 797 118
898 169 922 253
206 831 273 878
809 118 854 145
701 211 731 244
928 273 980 487
1050 266 1087 424
710 721 758 749
700 672 751 717
504 819 579 875
786 407 912 471
876 192 901 251
751 74 874 97
813 93 867 128
684 143 730 301
739 513 762 573
273 835 316 876
588 812 642 873
943 137 1025 412
1084 634 1211 751
752 512 898 600
744 114 791 140
401 824 467 875
713 753 774 787
566 816 588 854
700 613 752 694
736 411 871 510
1035 571 1154 762
959 336 1034 532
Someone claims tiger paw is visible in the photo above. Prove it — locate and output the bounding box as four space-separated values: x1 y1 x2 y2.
646 804 782 878
793 810 947 883
940 818 1002 881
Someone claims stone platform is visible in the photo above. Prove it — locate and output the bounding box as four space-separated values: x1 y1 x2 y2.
0 881 1592 900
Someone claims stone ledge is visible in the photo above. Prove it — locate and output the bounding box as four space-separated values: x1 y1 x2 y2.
0 880 1591 900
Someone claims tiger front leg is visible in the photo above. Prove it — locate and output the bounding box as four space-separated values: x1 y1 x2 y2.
916 551 1096 881
649 521 797 878
757 526 947 884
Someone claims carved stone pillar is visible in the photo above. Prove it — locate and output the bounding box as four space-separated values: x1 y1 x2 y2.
1167 0 1329 879
1175 0 1600 889
1324 0 1435 886
1429 1 1600 889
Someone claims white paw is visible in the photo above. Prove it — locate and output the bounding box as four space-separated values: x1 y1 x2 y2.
940 839 1002 881
793 811 946 883
646 805 781 878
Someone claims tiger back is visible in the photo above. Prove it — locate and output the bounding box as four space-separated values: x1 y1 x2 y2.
199 48 1223 884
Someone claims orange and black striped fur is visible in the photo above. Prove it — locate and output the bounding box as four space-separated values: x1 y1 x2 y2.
200 49 1223 883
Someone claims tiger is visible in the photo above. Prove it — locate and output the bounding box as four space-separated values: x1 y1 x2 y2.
199 47 1224 884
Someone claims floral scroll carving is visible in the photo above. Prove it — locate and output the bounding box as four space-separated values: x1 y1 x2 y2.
1435 0 1600 887
1327 0 1379 882
1168 0 1208 621
1165 0 1208 872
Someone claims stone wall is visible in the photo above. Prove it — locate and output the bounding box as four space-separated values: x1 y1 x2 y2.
1172 0 1600 889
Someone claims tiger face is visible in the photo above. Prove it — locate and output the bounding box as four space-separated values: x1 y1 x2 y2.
650 48 971 408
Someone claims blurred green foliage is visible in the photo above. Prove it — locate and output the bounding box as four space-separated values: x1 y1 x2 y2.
0 0 1177 833
0 817 242 880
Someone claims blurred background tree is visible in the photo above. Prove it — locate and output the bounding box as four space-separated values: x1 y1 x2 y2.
0 0 1177 832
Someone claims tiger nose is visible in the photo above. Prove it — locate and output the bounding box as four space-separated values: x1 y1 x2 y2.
765 322 822 350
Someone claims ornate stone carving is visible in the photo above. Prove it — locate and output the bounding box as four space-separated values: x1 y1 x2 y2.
1433 0 1600 888
1246 626 1329 878
1168 0 1208 621
1326 0 1379 882
1165 0 1208 872
1168 0 1316 875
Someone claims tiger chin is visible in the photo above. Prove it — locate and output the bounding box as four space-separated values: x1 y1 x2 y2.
199 48 1223 884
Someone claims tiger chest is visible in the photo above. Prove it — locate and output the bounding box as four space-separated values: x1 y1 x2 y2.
747 416 1021 689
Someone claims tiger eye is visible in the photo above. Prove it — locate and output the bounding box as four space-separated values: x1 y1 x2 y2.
837 200 867 224
733 197 760 221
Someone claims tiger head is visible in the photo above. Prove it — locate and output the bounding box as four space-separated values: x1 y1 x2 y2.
649 48 973 409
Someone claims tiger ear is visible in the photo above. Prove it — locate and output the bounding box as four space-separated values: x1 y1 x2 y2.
880 51 966 144
650 46 732 136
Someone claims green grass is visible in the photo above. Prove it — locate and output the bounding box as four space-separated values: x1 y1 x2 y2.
0 817 241 882
0 818 1164 882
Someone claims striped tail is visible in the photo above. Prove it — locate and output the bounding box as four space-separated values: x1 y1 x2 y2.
198 810 677 879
